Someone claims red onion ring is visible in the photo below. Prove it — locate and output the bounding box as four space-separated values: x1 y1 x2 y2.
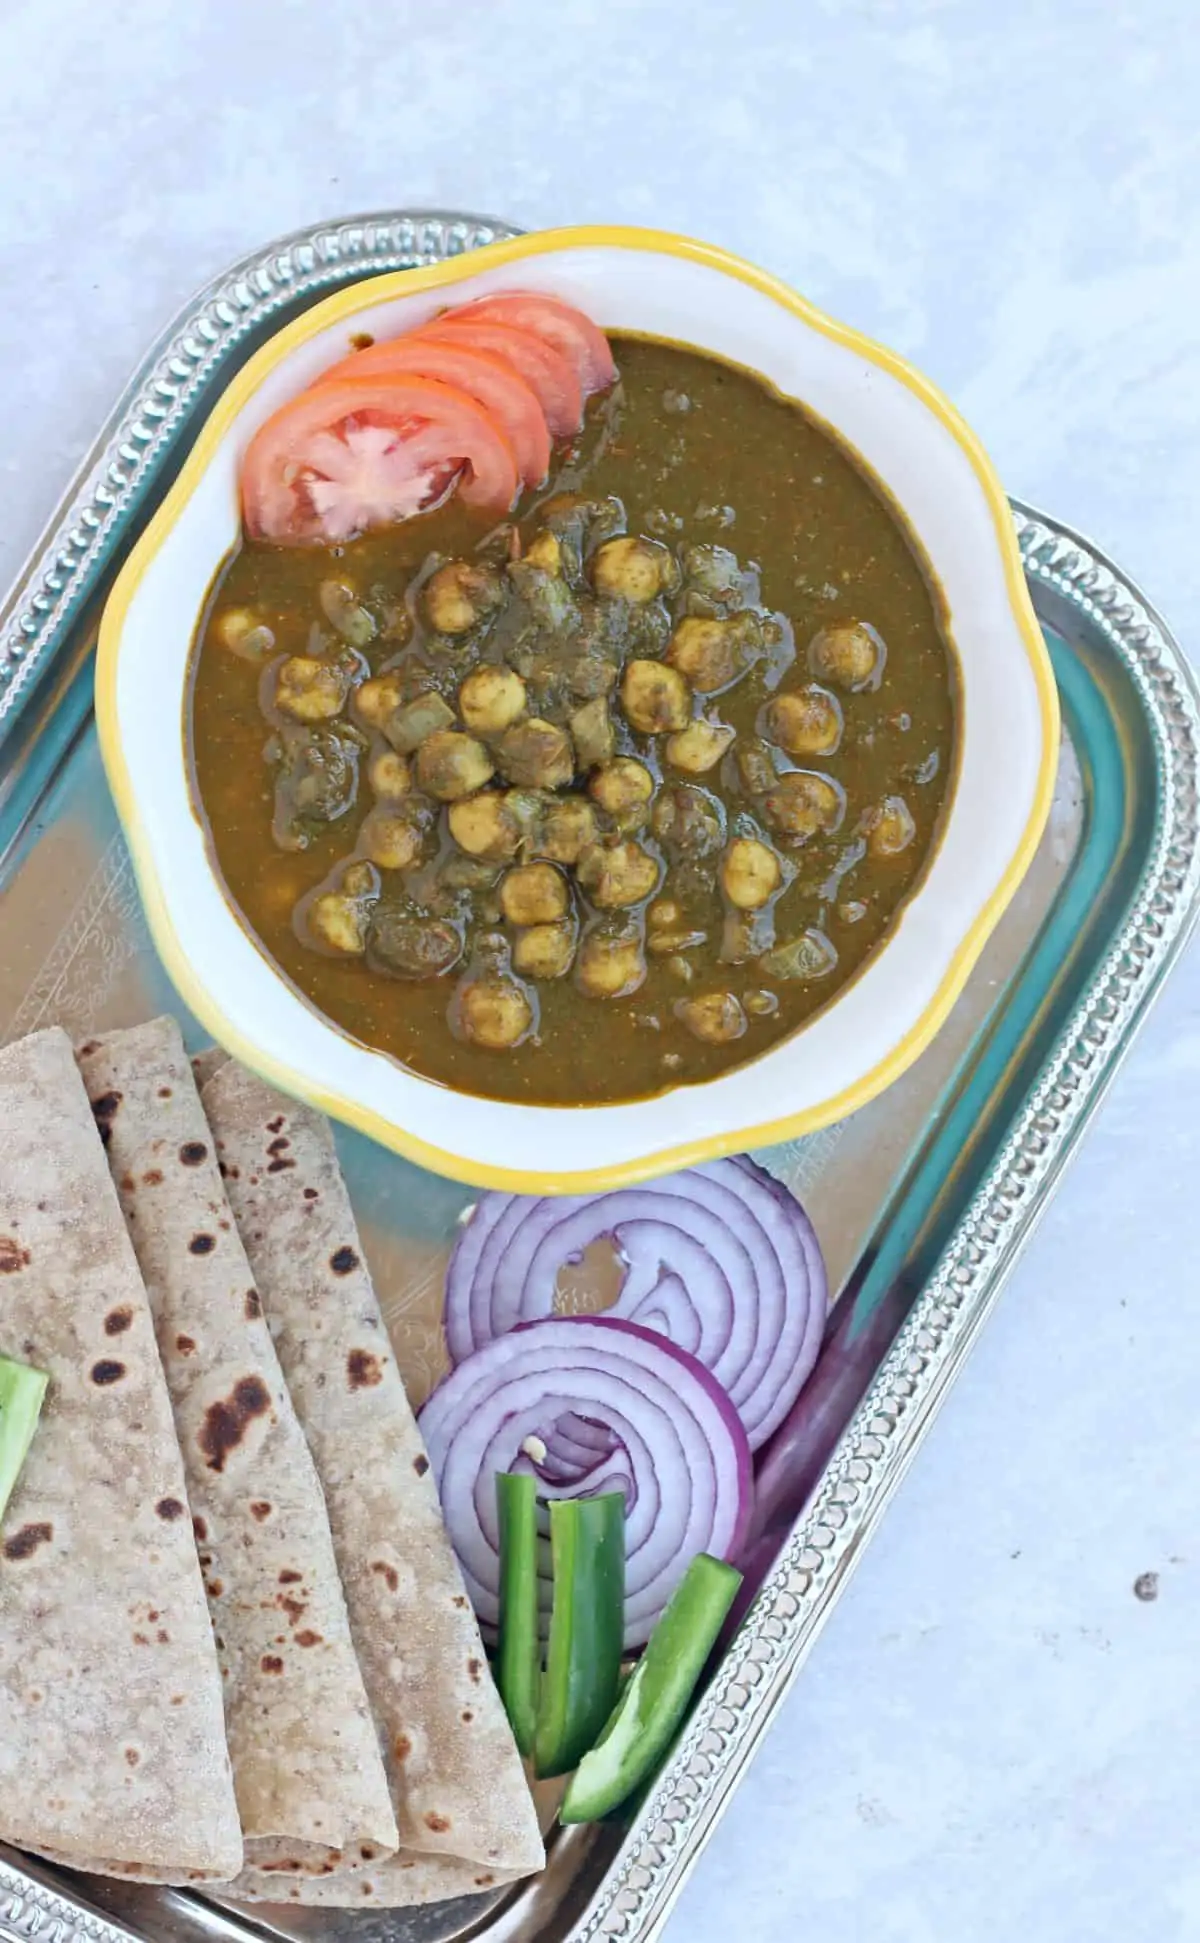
443 1160 826 1450
417 1315 753 1649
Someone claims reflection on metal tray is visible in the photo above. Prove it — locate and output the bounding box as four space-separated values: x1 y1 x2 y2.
1 211 1197 1943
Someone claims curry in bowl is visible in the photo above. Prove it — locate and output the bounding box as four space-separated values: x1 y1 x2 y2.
190 309 957 1108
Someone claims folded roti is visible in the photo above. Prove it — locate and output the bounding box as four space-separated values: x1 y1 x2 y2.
76 1020 398 1879
0 1028 241 1880
200 1057 543 1885
225 1852 522 1908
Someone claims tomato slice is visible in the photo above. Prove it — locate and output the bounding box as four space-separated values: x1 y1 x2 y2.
317 338 550 489
437 292 617 398
240 376 519 543
416 318 584 440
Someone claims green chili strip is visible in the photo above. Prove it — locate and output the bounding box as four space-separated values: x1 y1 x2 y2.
559 1551 742 1822
0 1354 49 1527
496 1470 540 1755
533 1493 626 1779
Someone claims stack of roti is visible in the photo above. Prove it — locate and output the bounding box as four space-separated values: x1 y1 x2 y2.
0 1017 542 1908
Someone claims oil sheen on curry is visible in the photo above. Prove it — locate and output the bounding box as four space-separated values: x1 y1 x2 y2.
190 336 958 1106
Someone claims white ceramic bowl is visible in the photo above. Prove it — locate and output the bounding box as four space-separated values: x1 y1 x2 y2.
98 226 1057 1193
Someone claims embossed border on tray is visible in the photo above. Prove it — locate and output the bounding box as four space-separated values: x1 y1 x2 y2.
1 209 1198 1943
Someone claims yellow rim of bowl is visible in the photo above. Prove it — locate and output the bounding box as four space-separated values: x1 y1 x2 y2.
96 223 1060 1194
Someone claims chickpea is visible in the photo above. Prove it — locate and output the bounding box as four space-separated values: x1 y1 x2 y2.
537 794 598 864
415 730 495 802
765 685 843 758
865 794 916 857
647 927 708 956
744 988 780 1017
214 608 275 661
523 528 562 575
448 790 520 860
576 840 661 910
318 578 377 648
667 614 759 693
665 718 735 774
651 785 725 859
570 697 616 770
589 757 655 818
355 671 407 731
500 863 569 927
382 692 456 752
675 991 747 1044
620 659 691 734
423 560 505 636
513 919 577 980
453 976 534 1050
576 925 647 999
497 718 575 790
368 910 461 979
720 837 782 910
648 898 682 931
733 736 777 796
809 621 885 692
274 656 351 723
459 665 527 735
358 806 425 871
591 535 677 604
762 770 844 840
367 748 412 801
306 892 369 956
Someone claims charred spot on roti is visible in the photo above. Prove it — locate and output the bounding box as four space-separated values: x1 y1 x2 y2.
176 1334 197 1356
278 1591 307 1623
142 1168 164 1187
268 1156 296 1172
119 1173 135 1193
193 1514 208 1541
90 1090 122 1144
132 1631 150 1645
0 1235 31 1273
461 1708 474 1722
124 1748 140 1767
3 1521 52 1560
78 1038 101 1056
91 1359 126 1385
155 1497 185 1521
295 1629 323 1647
393 1732 412 1760
330 1245 359 1275
266 1115 285 1134
199 1374 272 1471
157 1627 170 1643
371 1560 399 1592
180 1140 208 1166
244 1288 262 1319
104 1305 133 1334
267 1136 290 1156
467 1657 483 1682
189 1232 216 1255
279 1568 302 1584
424 1812 452 1833
250 1500 272 1521
206 1581 224 1597
453 1593 468 1608
261 1654 284 1674
303 1187 319 1200
347 1347 382 1390
413 1454 430 1477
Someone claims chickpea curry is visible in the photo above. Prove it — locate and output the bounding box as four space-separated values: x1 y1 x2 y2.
190 334 957 1106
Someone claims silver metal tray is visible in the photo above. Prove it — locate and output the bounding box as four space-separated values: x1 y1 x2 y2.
1 209 1198 1943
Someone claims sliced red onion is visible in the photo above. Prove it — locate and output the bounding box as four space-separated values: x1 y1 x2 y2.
443 1160 826 1450
417 1314 753 1649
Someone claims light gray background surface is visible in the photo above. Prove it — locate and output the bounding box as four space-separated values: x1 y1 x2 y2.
1 3 1197 1938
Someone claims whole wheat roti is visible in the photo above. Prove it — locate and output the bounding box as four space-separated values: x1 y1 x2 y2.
76 1019 398 1881
0 1028 241 1880
200 1057 543 1881
226 1851 523 1907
